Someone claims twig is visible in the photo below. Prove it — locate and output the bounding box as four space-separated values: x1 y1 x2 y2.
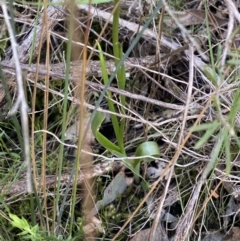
1 161 124 197
1 58 201 111
221 0 234 75
224 0 240 23
1 3 32 192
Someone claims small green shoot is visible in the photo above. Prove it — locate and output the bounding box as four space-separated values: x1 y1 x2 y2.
190 121 221 149
9 213 43 241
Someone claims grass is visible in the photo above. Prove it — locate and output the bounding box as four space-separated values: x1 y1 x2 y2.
1 0 240 241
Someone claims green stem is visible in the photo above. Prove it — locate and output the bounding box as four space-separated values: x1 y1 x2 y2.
113 0 120 65
112 1 127 153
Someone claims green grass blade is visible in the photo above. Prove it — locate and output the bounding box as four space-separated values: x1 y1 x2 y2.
224 132 231 175
228 88 240 125
203 129 226 177
113 0 120 65
190 121 220 132
97 43 125 151
194 123 220 149
92 111 121 154
118 46 127 152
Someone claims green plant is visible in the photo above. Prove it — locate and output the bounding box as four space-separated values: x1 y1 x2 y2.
92 18 160 182
9 213 74 241
9 213 44 241
92 111 160 182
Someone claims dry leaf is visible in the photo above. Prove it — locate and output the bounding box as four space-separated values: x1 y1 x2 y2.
223 227 240 241
87 171 128 219
65 116 95 144
130 223 169 241
165 10 228 28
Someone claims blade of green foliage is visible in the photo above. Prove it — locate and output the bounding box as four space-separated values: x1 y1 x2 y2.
9 213 43 240
203 66 218 86
117 46 126 91
133 142 160 183
203 129 226 177
134 141 160 165
228 88 240 125
233 133 240 148
91 112 156 182
117 46 127 152
18 230 30 236
91 112 141 177
97 43 125 151
112 1 126 152
190 121 220 132
113 0 120 63
91 111 121 154
9 213 29 230
227 59 240 65
194 123 220 149
224 132 231 174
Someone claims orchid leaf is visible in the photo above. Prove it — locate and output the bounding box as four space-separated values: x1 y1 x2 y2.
91 111 121 154
133 141 160 183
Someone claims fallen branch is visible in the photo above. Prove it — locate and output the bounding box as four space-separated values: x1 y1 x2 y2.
2 161 124 197
1 55 163 79
1 55 203 111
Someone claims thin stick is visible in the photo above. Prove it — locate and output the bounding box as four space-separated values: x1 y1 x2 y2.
1 3 32 193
